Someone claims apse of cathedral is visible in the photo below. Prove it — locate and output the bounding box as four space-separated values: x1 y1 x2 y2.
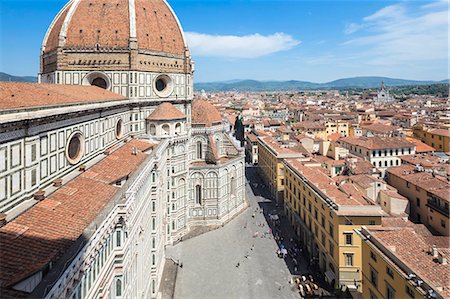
0 0 246 298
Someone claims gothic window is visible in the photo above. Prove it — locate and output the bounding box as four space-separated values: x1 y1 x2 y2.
231 176 236 196
196 141 202 159
195 184 202 205
115 279 122 297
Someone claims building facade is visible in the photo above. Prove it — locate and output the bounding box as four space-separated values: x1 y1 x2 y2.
386 165 449 236
356 225 449 299
338 136 416 176
282 159 386 293
0 1 246 298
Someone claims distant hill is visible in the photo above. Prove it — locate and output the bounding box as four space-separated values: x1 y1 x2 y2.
0 72 37 83
195 77 449 91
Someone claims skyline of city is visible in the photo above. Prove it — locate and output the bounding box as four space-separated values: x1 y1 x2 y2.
1 0 448 82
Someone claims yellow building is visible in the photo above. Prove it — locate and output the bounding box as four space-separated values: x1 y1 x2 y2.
326 120 350 137
257 135 305 204
413 126 449 152
356 225 450 299
295 121 327 140
386 164 449 236
282 158 386 293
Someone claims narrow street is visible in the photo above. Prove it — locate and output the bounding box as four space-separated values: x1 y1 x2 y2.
166 166 334 299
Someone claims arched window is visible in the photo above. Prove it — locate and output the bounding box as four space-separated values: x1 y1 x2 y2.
196 141 202 159
231 176 237 196
162 124 170 135
384 161 388 167
195 184 202 205
149 124 156 135
379 161 382 167
116 279 122 297
116 230 121 247
175 123 182 134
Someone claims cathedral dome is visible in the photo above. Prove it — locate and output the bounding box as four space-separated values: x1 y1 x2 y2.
42 0 187 55
191 99 223 127
146 102 185 121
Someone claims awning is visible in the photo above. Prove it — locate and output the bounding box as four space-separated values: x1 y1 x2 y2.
325 270 336 282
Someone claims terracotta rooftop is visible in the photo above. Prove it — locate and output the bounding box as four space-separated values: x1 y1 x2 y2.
361 123 400 134
284 158 372 206
258 136 306 157
386 164 449 201
428 128 450 138
297 121 326 130
0 82 125 111
363 226 450 298
0 139 154 289
191 99 222 127
406 138 436 153
44 0 186 55
146 102 185 121
339 136 415 150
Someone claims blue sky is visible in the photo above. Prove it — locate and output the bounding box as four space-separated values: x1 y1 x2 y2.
0 0 448 82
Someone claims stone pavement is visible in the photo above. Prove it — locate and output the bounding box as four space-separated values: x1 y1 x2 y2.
166 167 303 299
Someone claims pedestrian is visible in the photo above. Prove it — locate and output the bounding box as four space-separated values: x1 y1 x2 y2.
236 262 240 268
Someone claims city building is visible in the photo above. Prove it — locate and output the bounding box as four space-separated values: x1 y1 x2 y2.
0 1 246 298
356 224 449 299
282 158 387 293
413 125 449 153
257 135 306 204
386 164 449 236
338 136 416 176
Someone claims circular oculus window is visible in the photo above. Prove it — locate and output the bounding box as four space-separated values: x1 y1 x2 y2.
66 132 85 165
115 119 124 139
154 74 173 97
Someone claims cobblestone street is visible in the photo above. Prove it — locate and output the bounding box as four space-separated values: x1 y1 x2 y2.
167 166 331 299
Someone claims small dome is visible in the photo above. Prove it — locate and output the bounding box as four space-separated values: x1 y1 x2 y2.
146 102 185 121
43 0 187 55
192 99 222 127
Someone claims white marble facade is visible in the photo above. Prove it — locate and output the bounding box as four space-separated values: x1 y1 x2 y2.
0 0 247 297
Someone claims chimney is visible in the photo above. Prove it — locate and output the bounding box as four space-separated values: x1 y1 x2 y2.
0 212 7 227
34 190 45 201
431 245 438 257
53 178 63 187
438 252 448 265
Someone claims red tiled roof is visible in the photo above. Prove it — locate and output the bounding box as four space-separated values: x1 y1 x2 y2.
340 136 414 150
44 0 186 55
406 138 436 153
0 139 153 288
366 227 450 298
146 102 185 121
386 164 449 201
0 82 125 111
361 123 400 134
191 99 222 127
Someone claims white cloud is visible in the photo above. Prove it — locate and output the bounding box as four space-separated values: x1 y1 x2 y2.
344 23 363 34
185 32 300 58
343 1 449 64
